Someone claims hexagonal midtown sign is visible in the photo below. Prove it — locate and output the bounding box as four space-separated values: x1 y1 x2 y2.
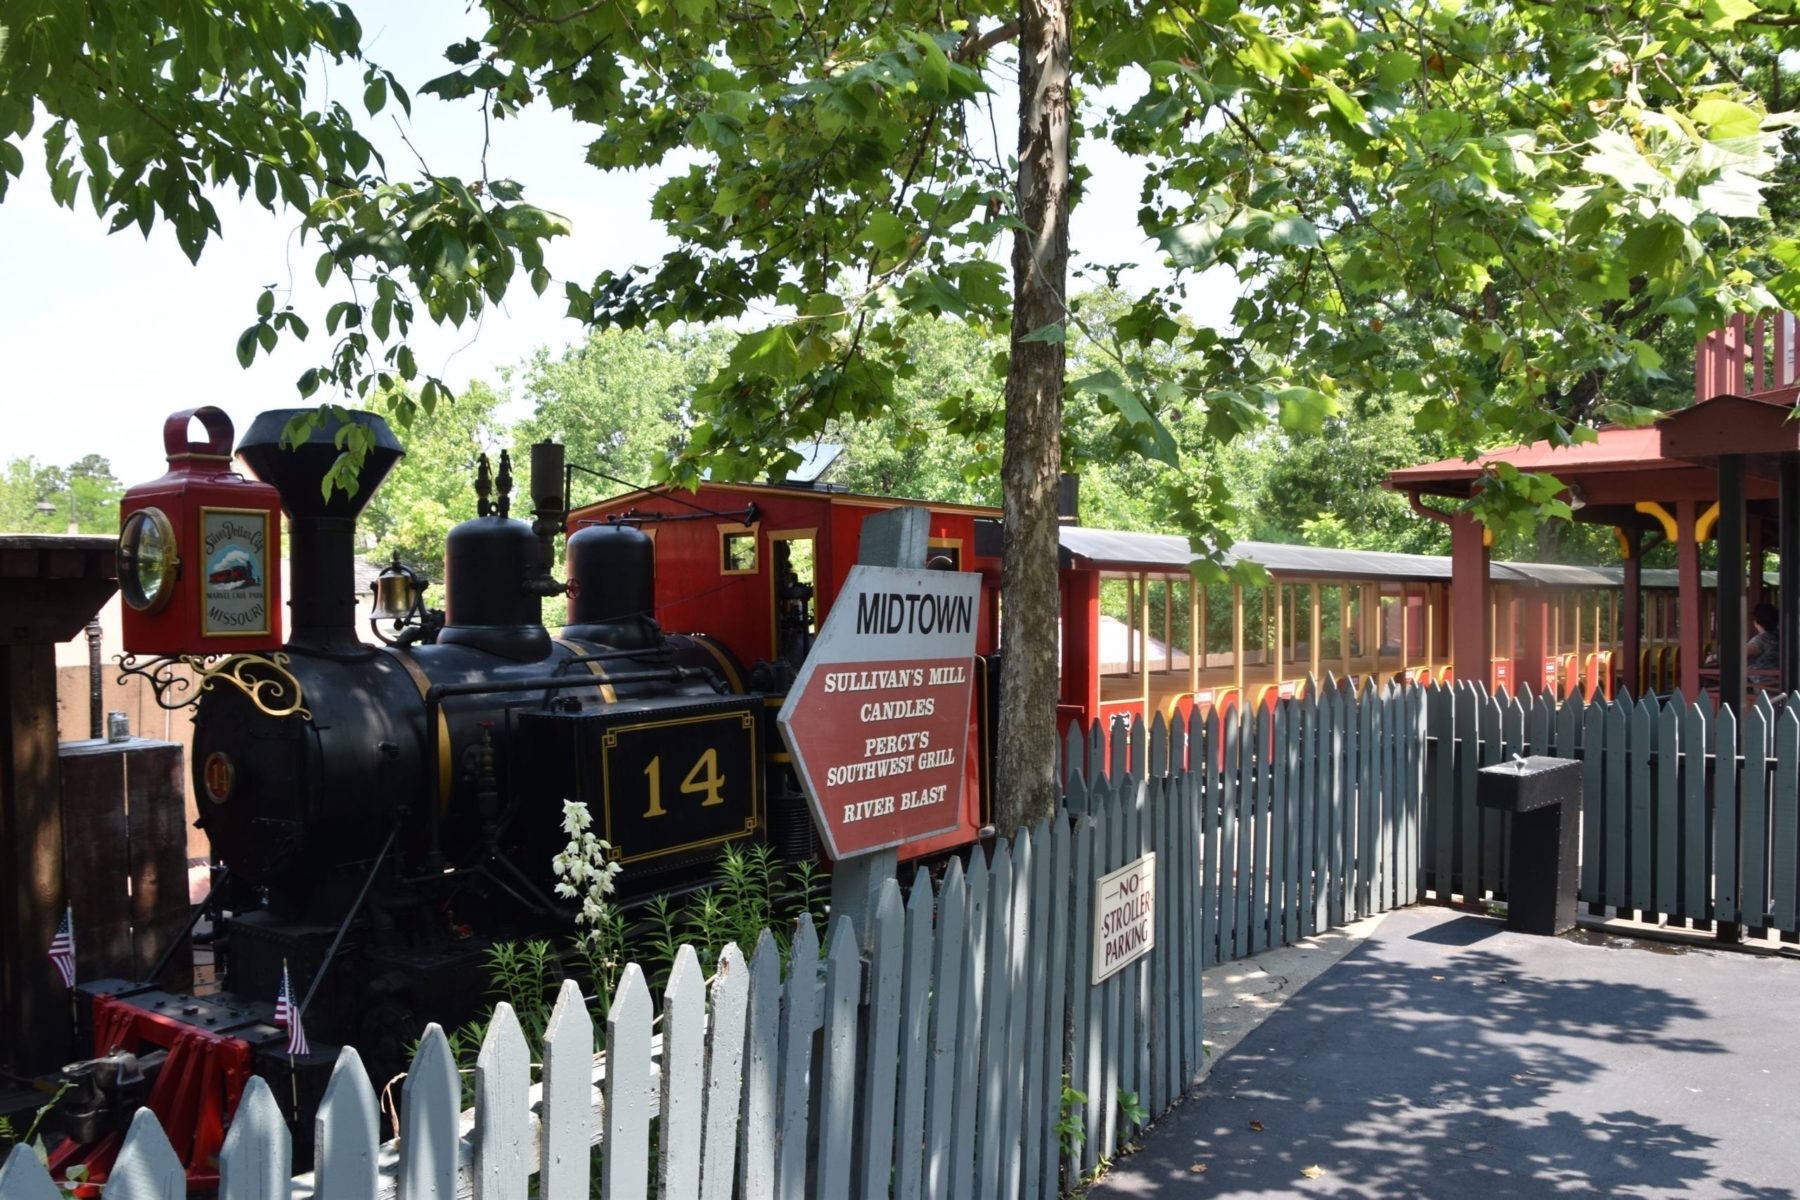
777 564 981 860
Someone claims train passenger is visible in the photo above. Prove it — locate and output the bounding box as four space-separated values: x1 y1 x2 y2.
1748 602 1780 672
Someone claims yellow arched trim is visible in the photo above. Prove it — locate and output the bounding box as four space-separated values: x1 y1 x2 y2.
1614 528 1632 560
553 637 619 702
382 648 453 814
1695 501 1722 543
1634 501 1679 543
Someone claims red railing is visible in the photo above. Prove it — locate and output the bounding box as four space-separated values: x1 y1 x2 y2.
1695 311 1799 402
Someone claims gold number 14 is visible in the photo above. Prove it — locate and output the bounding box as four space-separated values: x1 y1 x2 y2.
643 748 728 818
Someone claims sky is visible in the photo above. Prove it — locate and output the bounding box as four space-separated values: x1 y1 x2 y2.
0 4 1232 493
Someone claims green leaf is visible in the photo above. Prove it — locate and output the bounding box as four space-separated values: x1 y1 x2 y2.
1581 129 1666 192
256 290 274 318
236 326 259 368
907 32 952 94
1070 370 1179 466
1274 386 1337 433
863 210 908 253
1691 97 1760 140
364 74 387 116
1701 0 1758 29
1154 218 1227 269
1020 322 1066 344
1266 216 1318 249
903 274 967 316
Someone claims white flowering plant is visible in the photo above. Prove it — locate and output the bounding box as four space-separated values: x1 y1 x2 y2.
551 800 627 1011
551 800 623 936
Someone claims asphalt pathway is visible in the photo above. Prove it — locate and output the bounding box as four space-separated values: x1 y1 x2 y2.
1088 905 1800 1199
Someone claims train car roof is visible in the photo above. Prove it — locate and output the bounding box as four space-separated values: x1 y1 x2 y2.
1058 527 1455 581
1492 561 1619 587
570 479 1004 522
1059 528 1776 591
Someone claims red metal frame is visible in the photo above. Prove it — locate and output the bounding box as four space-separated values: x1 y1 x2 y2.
46 995 254 1193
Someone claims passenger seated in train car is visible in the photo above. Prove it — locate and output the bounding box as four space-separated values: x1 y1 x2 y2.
1748 602 1780 673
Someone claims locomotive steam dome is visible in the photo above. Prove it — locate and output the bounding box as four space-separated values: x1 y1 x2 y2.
439 514 552 659
562 522 658 649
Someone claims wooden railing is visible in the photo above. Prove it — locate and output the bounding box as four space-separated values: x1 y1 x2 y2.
1696 311 1800 402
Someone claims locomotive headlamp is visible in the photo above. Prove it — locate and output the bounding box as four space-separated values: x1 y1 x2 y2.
118 506 179 613
117 407 282 654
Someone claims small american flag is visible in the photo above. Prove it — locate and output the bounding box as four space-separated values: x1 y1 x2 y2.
47 906 75 988
274 964 309 1057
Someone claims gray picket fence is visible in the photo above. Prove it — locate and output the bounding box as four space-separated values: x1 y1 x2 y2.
1421 679 1800 939
0 731 1211 1200
1065 681 1426 972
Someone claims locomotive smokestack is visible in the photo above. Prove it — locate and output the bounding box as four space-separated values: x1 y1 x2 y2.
238 409 404 653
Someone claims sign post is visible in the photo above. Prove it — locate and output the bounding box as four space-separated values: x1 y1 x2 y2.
777 507 979 931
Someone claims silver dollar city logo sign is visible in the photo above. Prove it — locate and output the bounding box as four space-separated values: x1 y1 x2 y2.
201 508 271 636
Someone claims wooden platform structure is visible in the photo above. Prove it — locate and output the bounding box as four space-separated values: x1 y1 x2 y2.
1388 312 1800 708
0 535 118 1076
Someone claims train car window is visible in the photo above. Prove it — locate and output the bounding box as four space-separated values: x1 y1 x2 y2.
1287 585 1313 667
1346 585 1366 660
1404 590 1425 661
1377 587 1402 657
927 538 963 571
1319 585 1343 661
720 525 759 574
1100 578 1137 678
1240 581 1269 667
1161 578 1193 673
1205 582 1233 669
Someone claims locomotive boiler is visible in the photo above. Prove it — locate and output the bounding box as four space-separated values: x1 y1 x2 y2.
58 408 808 1184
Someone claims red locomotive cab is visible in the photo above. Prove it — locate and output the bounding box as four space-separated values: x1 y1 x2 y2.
118 407 283 655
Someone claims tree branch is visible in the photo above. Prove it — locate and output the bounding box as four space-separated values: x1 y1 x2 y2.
956 21 1020 62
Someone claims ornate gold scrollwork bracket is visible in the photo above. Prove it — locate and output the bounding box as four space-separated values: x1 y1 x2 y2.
117 652 312 721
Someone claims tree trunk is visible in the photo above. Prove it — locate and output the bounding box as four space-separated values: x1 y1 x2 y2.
993 0 1072 836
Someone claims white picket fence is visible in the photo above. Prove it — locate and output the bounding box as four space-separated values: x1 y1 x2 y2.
0 731 1211 1200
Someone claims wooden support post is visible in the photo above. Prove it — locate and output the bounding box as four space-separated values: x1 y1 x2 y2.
1518 587 1546 694
1310 581 1323 682
1188 584 1201 694
1340 587 1351 679
1449 512 1490 691
1232 584 1244 692
1622 531 1643 697
1678 500 1703 699
1781 461 1800 695
830 506 930 939
0 643 67 1078
1272 582 1285 695
1139 573 1150 709
1719 455 1747 713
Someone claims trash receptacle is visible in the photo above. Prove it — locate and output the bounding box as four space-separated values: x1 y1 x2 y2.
1476 756 1581 936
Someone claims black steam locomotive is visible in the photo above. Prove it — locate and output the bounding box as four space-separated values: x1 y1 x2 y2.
60 409 813 1173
